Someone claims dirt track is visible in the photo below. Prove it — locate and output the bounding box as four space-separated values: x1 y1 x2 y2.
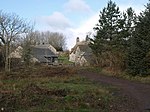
78 70 150 112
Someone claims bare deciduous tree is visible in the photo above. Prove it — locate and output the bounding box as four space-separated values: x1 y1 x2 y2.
26 31 66 51
45 31 66 51
0 10 32 71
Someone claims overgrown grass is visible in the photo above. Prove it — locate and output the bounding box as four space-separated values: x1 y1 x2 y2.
0 66 116 112
120 73 150 84
58 55 74 65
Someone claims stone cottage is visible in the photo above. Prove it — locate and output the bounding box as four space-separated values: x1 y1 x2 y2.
69 37 94 66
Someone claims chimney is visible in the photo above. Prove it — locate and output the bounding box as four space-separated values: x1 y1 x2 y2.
76 37 80 44
86 35 89 42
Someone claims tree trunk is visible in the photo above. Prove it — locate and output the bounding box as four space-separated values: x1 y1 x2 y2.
5 43 11 72
5 44 9 72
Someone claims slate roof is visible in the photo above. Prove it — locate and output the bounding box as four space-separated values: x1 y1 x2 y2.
31 44 58 63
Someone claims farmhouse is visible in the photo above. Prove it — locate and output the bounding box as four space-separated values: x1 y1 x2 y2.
9 44 58 64
31 44 58 64
69 37 94 66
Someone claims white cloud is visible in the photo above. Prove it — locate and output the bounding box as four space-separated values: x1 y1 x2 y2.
38 12 72 30
71 13 98 37
66 13 99 49
36 11 99 50
64 0 92 13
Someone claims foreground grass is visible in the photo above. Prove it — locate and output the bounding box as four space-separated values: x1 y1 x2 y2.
0 66 116 112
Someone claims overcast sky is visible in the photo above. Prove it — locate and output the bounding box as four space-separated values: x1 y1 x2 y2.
1 0 148 49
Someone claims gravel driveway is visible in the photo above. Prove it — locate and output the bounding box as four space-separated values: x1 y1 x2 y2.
78 70 150 112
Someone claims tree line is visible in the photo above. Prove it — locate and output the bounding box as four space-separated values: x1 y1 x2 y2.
23 31 66 51
90 0 150 76
0 10 66 71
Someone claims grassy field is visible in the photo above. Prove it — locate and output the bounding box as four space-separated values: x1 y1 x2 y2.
0 65 129 112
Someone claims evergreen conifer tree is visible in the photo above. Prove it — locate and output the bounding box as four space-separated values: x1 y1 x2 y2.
90 0 126 71
127 1 150 76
